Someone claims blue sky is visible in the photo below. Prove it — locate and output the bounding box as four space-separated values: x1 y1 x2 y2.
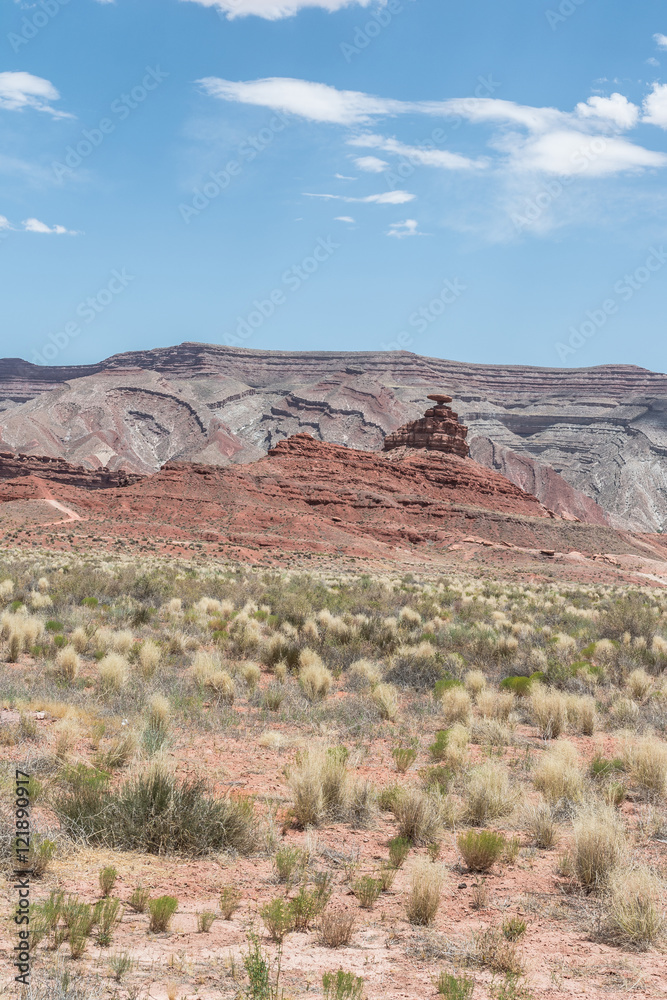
2 0 667 371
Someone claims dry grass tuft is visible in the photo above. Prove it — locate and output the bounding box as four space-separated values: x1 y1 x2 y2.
622 736 667 797
405 860 444 925
529 686 567 739
476 689 515 722
606 865 665 949
532 741 584 805
440 687 472 726
372 682 400 721
464 763 517 826
570 805 627 891
299 656 333 702
98 654 129 691
55 647 81 681
626 668 653 701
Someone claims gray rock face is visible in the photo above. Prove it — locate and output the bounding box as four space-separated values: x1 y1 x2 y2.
0 343 666 530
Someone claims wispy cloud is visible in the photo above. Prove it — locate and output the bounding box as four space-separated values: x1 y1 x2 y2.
354 155 389 173
305 190 415 204
349 133 486 171
387 218 421 238
1 216 80 235
183 0 380 20
200 76 667 179
0 72 72 119
22 217 79 234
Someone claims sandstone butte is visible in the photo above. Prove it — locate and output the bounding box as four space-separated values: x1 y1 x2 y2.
2 398 667 575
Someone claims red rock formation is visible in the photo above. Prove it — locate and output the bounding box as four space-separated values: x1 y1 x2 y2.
383 395 469 458
0 453 143 490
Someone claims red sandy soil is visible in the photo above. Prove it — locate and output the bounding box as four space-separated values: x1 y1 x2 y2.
3 692 666 1000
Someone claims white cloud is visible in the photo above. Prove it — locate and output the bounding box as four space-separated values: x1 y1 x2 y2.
654 32 667 49
335 215 355 223
21 218 78 234
354 155 388 173
575 93 640 130
200 75 667 192
0 72 71 118
305 190 415 204
505 129 667 176
387 219 420 238
335 172 357 180
349 133 486 170
0 216 11 231
198 76 407 124
183 0 379 20
643 82 667 128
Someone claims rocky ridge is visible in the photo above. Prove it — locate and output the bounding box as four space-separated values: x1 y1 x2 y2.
0 343 665 530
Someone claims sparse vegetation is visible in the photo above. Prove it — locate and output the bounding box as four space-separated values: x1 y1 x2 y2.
2 555 667 997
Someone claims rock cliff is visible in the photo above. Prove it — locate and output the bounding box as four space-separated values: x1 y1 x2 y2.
0 343 665 530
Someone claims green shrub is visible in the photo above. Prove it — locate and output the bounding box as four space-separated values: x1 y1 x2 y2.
289 883 330 931
433 678 464 699
435 972 475 999
502 917 527 941
45 620 64 632
322 969 364 1000
499 676 532 697
148 895 178 932
429 730 451 761
95 897 121 946
274 845 306 885
197 910 217 932
99 866 117 897
261 898 293 942
55 766 258 856
243 932 284 1000
352 876 382 909
388 835 411 869
220 885 242 919
458 830 506 872
420 766 453 795
128 885 150 913
392 746 417 773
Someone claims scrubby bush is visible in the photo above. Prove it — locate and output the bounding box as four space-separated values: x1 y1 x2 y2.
523 802 558 849
458 829 506 871
55 765 258 856
623 736 667 797
318 910 356 948
148 895 178 932
394 787 443 845
300 655 333 702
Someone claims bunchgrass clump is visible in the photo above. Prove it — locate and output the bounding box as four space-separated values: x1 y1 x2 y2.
458 829 507 872
148 895 178 933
